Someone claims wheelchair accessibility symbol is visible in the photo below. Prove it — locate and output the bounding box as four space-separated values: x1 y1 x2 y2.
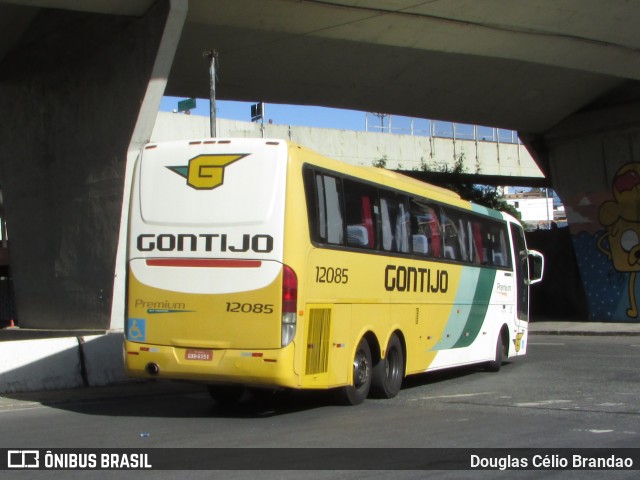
127 318 146 342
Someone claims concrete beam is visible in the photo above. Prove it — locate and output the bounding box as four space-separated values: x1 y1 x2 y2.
110 0 188 330
0 0 187 329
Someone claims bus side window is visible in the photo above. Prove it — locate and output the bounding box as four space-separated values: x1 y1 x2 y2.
343 179 377 249
441 208 462 260
410 198 442 258
472 222 485 264
428 207 442 258
305 170 344 246
498 229 511 267
380 192 410 253
484 223 511 267
461 214 482 264
457 217 470 262
323 175 344 245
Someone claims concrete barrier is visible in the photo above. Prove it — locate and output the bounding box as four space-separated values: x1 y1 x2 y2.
0 332 127 393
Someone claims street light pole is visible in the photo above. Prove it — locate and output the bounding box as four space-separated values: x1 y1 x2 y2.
204 49 218 138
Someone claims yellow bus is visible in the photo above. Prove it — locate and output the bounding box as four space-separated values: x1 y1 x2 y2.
124 138 543 405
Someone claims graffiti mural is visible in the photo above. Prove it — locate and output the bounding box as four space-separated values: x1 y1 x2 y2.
597 163 640 318
568 162 640 322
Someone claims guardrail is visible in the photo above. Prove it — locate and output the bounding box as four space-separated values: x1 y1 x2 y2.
365 113 521 144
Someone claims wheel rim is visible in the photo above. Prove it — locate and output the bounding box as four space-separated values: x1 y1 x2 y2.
353 348 370 389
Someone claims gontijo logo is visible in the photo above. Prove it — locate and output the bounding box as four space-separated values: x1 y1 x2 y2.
167 153 248 190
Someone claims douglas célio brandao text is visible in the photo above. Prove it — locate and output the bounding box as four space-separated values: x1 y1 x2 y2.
470 453 634 470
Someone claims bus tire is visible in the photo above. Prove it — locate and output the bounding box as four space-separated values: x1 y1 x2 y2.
371 334 404 399
485 332 506 372
207 385 245 406
334 337 372 405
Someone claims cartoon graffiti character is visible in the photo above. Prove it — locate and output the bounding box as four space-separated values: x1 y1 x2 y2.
598 163 640 318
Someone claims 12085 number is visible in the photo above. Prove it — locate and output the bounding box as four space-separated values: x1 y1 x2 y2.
315 266 349 284
226 303 274 314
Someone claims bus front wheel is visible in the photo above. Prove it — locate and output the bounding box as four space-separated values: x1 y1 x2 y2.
371 334 404 398
334 337 372 405
485 332 507 372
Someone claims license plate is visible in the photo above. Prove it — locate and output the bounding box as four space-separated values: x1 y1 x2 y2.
185 349 213 361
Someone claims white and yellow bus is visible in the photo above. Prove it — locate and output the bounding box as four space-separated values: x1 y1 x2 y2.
124 138 543 405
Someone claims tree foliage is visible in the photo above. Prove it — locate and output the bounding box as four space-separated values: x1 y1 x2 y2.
372 155 388 169
416 154 522 220
373 152 521 220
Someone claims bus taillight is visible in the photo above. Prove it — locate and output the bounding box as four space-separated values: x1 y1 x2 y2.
281 265 297 347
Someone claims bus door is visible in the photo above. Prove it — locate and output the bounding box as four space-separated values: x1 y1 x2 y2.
509 223 530 355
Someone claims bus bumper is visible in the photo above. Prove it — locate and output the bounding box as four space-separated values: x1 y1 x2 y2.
124 341 299 389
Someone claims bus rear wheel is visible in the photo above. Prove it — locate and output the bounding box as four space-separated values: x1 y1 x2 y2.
371 334 404 399
334 337 372 406
208 385 245 406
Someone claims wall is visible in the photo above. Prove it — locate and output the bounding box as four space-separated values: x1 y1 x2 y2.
0 1 185 330
526 227 589 321
551 127 640 322
151 113 544 178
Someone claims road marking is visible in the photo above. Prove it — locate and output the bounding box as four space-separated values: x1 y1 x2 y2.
410 392 495 401
574 428 618 435
528 342 565 346
0 402 44 413
515 399 573 407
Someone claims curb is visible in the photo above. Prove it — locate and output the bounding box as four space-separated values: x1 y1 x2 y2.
0 332 128 394
531 330 640 336
529 322 640 337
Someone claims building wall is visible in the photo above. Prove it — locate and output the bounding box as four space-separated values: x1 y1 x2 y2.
505 197 554 225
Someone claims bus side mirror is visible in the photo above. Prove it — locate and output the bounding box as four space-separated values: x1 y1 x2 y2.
527 250 544 285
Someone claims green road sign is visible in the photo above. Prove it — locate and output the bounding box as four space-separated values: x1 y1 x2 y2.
177 98 196 112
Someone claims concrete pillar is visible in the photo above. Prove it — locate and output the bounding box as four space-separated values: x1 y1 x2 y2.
524 98 640 322
0 1 187 329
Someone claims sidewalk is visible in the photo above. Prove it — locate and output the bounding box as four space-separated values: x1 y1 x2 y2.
529 321 640 336
1 321 639 395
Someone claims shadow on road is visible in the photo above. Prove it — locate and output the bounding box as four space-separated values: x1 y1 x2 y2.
1 363 504 419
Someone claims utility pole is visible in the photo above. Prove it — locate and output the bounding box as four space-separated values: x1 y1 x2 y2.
204 49 218 137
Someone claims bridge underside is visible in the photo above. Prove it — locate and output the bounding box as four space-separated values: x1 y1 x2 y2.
1 0 639 326
0 1 187 329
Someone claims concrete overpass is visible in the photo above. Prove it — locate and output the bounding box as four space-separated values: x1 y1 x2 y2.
1 0 640 328
153 111 544 180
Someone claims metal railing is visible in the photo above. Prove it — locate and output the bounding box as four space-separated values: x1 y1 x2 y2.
364 113 521 144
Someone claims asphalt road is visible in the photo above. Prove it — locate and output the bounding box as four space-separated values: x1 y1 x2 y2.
1 334 639 479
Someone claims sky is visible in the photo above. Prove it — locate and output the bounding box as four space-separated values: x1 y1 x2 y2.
158 96 520 144
159 96 367 131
